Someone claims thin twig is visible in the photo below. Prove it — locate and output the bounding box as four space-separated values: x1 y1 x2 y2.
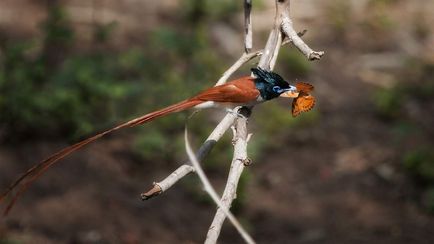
141 113 237 199
205 108 252 244
257 0 288 70
213 28 307 86
270 32 283 70
205 1 292 243
185 126 255 244
141 165 194 200
142 1 323 242
281 15 324 60
215 52 260 86
244 0 253 53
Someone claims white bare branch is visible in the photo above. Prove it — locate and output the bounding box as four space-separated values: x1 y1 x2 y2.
244 0 253 53
205 108 251 244
185 126 255 244
141 112 238 199
215 52 261 86
205 1 300 243
281 15 324 60
141 165 194 200
141 1 323 243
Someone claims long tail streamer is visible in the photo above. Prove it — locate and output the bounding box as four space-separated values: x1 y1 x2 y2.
0 99 201 215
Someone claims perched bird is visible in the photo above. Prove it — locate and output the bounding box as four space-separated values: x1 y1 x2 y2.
0 67 314 215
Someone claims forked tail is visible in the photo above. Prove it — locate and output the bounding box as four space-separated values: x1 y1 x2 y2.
0 99 202 215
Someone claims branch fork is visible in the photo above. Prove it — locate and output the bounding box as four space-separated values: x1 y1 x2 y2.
141 0 323 242
281 16 324 60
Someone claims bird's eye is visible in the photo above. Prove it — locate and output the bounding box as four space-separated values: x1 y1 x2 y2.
272 86 282 93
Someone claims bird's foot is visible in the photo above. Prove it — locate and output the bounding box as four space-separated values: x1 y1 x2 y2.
225 108 240 117
225 107 251 119
238 106 252 118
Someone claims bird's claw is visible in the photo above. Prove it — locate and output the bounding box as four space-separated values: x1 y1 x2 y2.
226 108 245 119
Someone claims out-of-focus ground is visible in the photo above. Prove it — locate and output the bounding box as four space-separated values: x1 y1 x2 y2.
1 0 434 243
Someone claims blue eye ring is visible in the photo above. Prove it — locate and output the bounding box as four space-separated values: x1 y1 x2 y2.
272 86 282 93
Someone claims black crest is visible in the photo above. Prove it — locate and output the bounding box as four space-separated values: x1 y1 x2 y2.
251 67 290 100
251 67 287 87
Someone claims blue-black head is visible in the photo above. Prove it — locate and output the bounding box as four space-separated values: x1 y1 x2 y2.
251 67 296 100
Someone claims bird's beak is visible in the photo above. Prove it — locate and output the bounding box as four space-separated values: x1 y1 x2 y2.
280 86 299 98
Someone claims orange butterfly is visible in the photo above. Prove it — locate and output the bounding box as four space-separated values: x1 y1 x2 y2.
292 82 315 117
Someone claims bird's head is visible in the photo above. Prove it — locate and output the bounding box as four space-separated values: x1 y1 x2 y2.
251 67 298 100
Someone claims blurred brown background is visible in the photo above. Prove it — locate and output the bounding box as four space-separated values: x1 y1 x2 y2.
1 0 434 243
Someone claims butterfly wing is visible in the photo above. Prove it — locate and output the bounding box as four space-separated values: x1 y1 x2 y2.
295 82 314 93
292 92 315 117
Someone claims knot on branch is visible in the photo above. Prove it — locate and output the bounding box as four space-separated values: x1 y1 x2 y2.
238 157 253 166
308 50 325 60
141 183 162 200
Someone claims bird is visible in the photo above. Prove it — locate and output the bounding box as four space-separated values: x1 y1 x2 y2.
0 67 314 215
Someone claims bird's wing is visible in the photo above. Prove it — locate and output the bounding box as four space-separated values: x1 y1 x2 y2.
194 77 260 103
